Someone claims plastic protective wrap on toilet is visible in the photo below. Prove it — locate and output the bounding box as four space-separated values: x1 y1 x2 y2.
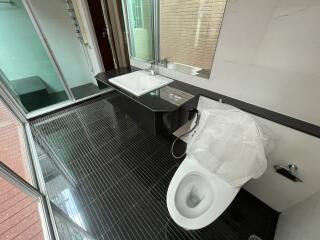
188 107 267 187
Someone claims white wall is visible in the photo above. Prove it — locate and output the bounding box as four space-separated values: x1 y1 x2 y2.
243 116 320 211
161 0 320 212
178 96 320 212
275 189 320 240
218 0 320 211
161 0 320 126
28 0 102 88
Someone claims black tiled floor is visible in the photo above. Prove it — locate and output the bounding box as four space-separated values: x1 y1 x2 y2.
31 92 278 240
71 83 107 99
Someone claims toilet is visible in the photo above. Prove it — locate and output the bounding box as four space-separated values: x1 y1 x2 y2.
167 156 240 230
167 97 267 230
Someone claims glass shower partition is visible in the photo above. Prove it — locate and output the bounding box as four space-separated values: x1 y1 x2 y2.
28 0 108 100
0 0 71 113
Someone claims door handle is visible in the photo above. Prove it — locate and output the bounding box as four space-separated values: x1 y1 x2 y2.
102 28 108 38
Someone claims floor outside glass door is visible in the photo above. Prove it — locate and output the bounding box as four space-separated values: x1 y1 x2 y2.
0 176 45 240
0 99 34 184
0 98 50 240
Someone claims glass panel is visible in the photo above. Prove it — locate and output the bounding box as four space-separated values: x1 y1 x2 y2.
0 0 69 112
29 0 107 100
36 142 96 240
0 99 34 184
125 0 154 61
0 176 45 240
159 0 227 78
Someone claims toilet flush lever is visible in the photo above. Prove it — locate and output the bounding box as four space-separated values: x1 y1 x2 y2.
274 164 302 182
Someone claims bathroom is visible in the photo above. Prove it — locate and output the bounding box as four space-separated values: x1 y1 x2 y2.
0 0 319 239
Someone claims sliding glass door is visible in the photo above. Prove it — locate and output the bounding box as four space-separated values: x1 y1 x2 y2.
0 0 111 117
28 0 108 100
0 0 71 113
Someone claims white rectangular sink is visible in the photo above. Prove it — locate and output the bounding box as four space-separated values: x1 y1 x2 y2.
109 71 173 97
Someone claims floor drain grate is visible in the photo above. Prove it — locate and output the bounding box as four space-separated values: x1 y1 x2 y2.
249 234 263 240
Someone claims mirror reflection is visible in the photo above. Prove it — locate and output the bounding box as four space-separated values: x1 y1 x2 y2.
123 0 154 62
122 0 227 78
159 0 227 78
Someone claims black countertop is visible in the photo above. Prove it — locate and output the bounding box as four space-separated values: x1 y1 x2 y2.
96 67 320 138
95 68 200 112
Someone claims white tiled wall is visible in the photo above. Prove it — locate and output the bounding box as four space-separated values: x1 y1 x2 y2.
170 0 320 126
177 96 320 212
275 190 320 240
166 0 320 213
243 116 320 211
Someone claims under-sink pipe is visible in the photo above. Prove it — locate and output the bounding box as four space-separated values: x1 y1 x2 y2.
171 109 201 159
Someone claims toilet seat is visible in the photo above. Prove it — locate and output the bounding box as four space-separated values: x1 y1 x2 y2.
167 157 240 230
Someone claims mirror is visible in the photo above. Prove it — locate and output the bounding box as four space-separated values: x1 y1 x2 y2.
122 0 154 62
159 0 227 78
122 0 227 78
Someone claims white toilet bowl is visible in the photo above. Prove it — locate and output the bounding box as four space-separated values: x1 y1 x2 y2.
167 99 267 229
167 157 240 230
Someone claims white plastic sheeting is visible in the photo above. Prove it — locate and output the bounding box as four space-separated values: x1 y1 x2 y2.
188 104 267 187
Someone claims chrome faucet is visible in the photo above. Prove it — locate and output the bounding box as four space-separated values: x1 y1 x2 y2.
159 57 171 68
144 60 156 76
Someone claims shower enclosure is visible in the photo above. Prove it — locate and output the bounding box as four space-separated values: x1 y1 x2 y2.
0 0 109 118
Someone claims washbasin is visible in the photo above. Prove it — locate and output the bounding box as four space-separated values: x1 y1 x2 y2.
109 71 173 97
